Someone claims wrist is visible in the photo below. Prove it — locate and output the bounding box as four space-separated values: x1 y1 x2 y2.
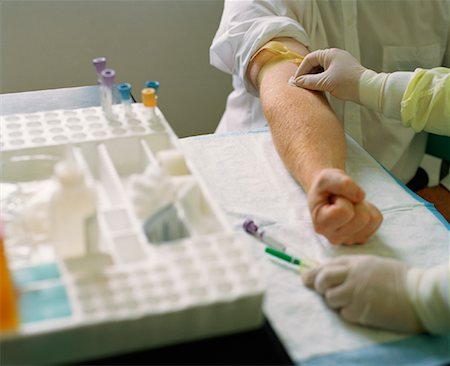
359 69 389 112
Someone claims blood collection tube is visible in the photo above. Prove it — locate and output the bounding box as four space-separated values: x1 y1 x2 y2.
100 69 116 120
141 87 157 121
145 80 160 94
117 82 133 118
92 57 107 84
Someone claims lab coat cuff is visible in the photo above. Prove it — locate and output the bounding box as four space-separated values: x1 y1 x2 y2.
359 70 388 112
382 72 413 120
406 265 450 335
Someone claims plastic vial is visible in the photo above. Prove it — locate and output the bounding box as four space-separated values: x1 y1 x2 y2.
49 160 97 259
0 218 20 332
117 82 134 119
141 87 163 130
100 68 116 120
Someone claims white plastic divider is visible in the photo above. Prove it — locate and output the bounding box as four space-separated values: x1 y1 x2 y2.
97 143 128 208
0 104 265 365
177 183 222 236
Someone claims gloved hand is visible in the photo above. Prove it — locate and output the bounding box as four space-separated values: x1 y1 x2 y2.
290 48 367 103
302 255 424 333
308 168 382 245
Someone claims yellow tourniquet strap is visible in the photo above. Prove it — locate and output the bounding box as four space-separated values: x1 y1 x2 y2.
251 41 305 86
251 41 304 66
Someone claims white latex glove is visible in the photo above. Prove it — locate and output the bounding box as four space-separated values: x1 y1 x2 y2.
302 255 424 333
308 169 382 245
290 48 367 103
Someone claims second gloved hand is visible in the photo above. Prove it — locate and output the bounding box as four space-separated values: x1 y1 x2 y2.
302 255 424 333
291 48 366 103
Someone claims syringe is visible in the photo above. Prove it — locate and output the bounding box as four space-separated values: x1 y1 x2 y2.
265 247 318 273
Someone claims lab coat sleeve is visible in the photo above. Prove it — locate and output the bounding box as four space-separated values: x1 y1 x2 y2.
400 68 450 136
406 263 450 335
209 0 311 96
360 68 450 136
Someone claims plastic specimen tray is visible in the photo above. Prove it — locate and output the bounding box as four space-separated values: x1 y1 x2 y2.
0 104 265 364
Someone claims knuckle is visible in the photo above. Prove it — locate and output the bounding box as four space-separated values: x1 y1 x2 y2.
340 176 354 190
373 209 383 225
312 219 325 233
340 308 358 323
359 211 371 226
324 290 334 304
329 235 344 245
331 205 351 221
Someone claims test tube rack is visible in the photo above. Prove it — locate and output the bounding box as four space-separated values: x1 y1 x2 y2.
0 103 265 364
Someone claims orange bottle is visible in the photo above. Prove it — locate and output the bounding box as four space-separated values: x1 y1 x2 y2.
0 218 19 332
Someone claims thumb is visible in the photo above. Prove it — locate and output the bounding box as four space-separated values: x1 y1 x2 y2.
301 266 321 287
315 170 366 203
294 74 329 92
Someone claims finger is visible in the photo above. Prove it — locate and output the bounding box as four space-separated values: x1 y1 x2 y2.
293 74 329 92
325 283 353 309
313 196 355 242
314 265 349 294
338 202 383 245
332 202 372 244
301 266 322 288
293 50 325 78
314 170 365 204
340 305 360 324
325 256 354 266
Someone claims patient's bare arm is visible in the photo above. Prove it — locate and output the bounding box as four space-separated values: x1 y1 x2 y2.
247 38 382 245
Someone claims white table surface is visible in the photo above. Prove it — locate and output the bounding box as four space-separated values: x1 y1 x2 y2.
180 129 450 366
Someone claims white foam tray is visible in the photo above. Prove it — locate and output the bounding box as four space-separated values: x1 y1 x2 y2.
0 104 265 364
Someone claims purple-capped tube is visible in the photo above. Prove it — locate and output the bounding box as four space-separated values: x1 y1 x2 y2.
243 219 258 235
92 57 107 83
100 68 115 119
243 219 286 252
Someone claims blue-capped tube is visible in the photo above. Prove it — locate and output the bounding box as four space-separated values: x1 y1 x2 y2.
145 80 160 94
117 82 133 118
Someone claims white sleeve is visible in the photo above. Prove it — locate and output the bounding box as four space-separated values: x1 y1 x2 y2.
407 263 450 335
359 69 413 120
381 72 414 121
210 0 311 96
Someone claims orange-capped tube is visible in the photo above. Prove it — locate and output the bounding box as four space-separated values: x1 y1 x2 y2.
142 88 157 108
0 219 20 332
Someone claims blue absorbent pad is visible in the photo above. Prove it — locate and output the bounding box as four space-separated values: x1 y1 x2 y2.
301 333 450 366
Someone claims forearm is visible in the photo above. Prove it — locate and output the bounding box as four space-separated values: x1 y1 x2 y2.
260 62 347 191
248 40 381 245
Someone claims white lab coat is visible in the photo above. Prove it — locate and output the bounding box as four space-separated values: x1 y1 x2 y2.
210 0 450 183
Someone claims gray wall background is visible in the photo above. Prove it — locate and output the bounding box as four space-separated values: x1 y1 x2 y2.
0 0 232 137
